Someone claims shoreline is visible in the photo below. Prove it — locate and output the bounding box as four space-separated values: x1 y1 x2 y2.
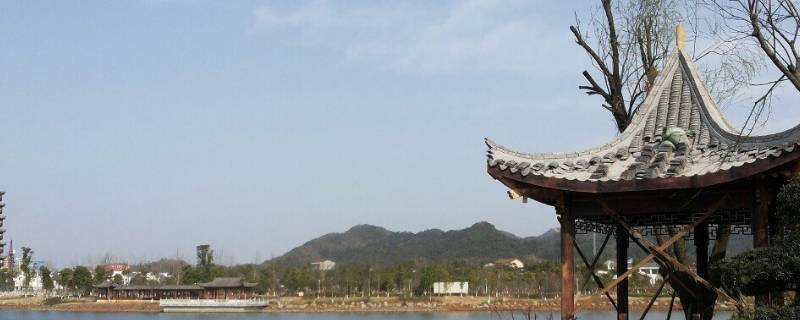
0 295 742 314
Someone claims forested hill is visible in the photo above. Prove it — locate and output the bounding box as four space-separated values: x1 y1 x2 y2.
267 222 566 266
266 221 756 267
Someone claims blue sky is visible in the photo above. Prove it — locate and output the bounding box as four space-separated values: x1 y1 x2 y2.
1 0 798 267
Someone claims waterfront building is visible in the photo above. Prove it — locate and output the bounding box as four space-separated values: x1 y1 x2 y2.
94 277 257 300
485 30 800 319
433 282 469 295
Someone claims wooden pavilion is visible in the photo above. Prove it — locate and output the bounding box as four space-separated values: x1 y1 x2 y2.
485 39 800 319
94 277 256 301
196 277 257 300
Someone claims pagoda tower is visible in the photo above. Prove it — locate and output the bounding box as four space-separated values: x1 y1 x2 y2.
0 192 6 267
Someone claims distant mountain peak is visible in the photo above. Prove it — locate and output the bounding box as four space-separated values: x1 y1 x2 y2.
346 224 389 234
468 221 497 230
540 228 559 236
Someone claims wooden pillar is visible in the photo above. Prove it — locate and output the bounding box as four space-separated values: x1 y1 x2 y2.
616 224 629 320
754 183 771 306
695 223 709 279
693 223 709 319
560 194 575 320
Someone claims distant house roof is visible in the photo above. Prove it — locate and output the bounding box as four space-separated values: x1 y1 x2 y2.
197 277 257 288
94 277 255 291
93 280 114 289
158 284 203 290
100 263 129 272
94 283 203 291
113 284 155 291
494 258 523 266
311 260 336 270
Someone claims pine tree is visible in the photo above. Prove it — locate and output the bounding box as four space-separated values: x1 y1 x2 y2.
20 247 33 289
39 266 54 292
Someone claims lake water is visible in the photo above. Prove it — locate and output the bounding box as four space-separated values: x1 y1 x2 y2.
0 311 735 320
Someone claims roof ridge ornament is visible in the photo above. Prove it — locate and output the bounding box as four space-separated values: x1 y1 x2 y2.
676 23 685 50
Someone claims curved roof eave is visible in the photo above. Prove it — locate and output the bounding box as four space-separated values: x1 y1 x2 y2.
488 148 800 193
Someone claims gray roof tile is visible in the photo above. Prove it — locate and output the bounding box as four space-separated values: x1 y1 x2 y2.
486 48 800 183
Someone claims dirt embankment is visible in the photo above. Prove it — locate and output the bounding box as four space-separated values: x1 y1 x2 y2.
0 295 741 313
268 295 740 313
0 296 160 313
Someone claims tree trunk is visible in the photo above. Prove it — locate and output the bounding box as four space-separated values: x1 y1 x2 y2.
655 225 730 320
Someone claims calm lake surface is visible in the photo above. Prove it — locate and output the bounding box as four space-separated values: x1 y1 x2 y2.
0 311 735 320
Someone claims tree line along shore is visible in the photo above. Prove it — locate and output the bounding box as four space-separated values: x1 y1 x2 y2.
4 241 675 301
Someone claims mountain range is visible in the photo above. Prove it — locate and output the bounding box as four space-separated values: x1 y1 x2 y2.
266 221 754 266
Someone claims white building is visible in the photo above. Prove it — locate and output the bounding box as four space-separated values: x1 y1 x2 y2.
146 272 171 282
122 271 171 284
310 260 336 271
433 282 469 295
602 259 633 277
13 272 43 291
637 263 662 285
111 270 132 285
602 259 662 285
493 258 524 269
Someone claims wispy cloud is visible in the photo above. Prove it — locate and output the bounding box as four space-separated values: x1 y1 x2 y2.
252 0 576 75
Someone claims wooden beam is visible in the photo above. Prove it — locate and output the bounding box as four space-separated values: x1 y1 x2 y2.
754 181 771 306
599 197 744 311
625 229 698 299
560 193 576 320
593 195 727 297
570 188 752 218
580 231 612 291
695 223 709 279
666 290 676 320
573 240 617 310
638 274 670 320
616 224 629 320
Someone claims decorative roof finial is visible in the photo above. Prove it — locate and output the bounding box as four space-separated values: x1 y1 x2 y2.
676 23 685 50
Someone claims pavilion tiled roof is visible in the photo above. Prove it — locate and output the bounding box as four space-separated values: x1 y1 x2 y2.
93 280 114 289
487 49 800 191
197 277 257 288
113 284 156 291
93 277 256 291
158 284 203 290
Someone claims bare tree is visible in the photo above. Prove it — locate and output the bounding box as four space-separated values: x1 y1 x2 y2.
705 0 800 134
748 0 800 90
570 1 763 319
573 1 765 131
571 0 685 132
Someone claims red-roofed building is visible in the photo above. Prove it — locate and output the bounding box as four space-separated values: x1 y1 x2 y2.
100 263 129 273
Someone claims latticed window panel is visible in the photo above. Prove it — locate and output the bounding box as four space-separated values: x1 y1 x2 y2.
574 208 754 240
